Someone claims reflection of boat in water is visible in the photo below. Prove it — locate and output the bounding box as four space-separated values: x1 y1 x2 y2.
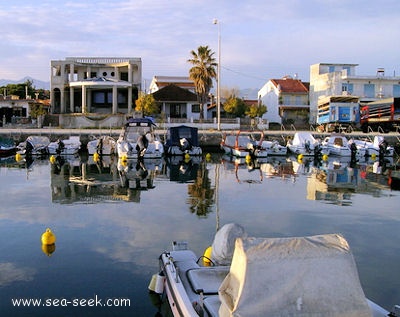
164 125 202 156
16 136 50 155
154 223 396 317
259 156 296 179
117 118 164 159
117 157 160 190
221 154 263 183
165 156 201 183
48 136 81 155
220 130 268 158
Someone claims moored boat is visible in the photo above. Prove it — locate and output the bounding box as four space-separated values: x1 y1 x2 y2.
87 135 117 156
164 125 202 156
153 223 399 317
321 133 366 157
117 118 164 159
260 139 287 156
353 135 394 157
16 135 50 155
220 130 268 158
0 136 16 156
286 131 324 156
48 136 81 155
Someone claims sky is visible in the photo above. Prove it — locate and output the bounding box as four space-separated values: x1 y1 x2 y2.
0 0 399 92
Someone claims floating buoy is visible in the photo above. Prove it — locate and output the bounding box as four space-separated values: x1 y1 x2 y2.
371 153 377 161
41 228 56 245
49 155 56 164
15 153 22 162
245 154 252 163
322 154 329 161
297 154 304 161
120 155 128 162
205 153 211 161
184 153 190 160
93 152 100 162
203 246 212 266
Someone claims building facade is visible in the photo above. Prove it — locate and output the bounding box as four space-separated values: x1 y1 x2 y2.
50 57 142 115
258 76 310 126
309 63 400 123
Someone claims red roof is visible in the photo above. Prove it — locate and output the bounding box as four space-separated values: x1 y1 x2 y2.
271 78 309 93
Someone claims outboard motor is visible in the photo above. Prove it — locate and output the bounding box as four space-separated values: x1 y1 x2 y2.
56 140 65 155
136 133 149 158
179 137 191 153
350 142 357 163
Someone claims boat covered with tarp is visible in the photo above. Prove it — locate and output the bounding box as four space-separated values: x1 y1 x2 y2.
164 125 202 156
153 223 398 317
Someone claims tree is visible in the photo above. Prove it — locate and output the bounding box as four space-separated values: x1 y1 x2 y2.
245 101 267 118
135 93 159 117
187 45 217 120
223 96 247 117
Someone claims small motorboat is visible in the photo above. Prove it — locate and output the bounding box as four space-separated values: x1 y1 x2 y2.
0 136 16 156
353 135 394 157
87 135 117 156
220 130 268 158
321 133 366 157
286 132 325 156
260 139 287 156
117 118 164 159
16 135 50 155
153 223 399 317
48 136 81 155
164 125 202 156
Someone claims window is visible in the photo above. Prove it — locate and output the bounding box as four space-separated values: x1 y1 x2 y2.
364 84 375 98
342 83 353 94
191 104 200 113
393 85 400 97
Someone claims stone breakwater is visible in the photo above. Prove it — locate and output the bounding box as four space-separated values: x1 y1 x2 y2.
1 127 400 152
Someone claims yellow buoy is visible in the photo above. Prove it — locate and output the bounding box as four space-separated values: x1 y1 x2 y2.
93 152 100 162
15 153 22 162
184 153 190 160
322 154 329 161
41 228 56 245
203 246 212 266
205 153 211 161
49 155 56 164
371 153 377 161
297 154 304 161
121 155 127 162
245 154 252 163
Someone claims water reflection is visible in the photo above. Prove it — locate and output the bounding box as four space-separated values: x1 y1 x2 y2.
0 152 399 316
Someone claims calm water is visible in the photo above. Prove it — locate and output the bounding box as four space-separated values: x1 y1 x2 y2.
0 153 399 316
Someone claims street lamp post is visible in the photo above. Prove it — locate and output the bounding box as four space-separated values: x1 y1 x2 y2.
213 18 221 130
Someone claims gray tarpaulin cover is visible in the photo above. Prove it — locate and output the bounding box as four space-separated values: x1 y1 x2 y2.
211 223 247 266
218 234 372 317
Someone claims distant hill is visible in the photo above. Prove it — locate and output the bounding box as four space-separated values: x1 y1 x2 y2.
0 76 50 90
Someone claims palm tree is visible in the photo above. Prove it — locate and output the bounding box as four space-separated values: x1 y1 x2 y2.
188 45 217 121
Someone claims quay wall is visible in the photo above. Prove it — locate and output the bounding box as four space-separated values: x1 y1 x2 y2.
1 127 400 152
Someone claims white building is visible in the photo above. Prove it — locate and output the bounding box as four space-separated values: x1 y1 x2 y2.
258 76 309 126
309 63 400 123
50 57 142 115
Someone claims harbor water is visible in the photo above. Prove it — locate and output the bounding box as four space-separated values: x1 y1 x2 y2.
0 152 399 316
